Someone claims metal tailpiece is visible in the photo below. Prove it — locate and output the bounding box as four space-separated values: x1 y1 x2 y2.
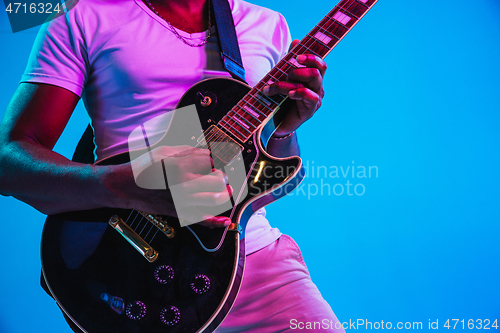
108 215 159 263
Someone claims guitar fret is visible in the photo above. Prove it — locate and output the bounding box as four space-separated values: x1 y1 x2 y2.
299 37 331 58
326 13 351 29
307 34 332 49
224 127 247 142
295 43 320 57
238 102 266 119
347 1 370 17
316 26 338 40
339 7 360 20
271 66 288 79
234 105 260 123
332 10 353 24
336 0 355 11
234 111 258 129
324 19 349 40
220 118 249 138
226 118 252 135
354 0 370 8
220 124 248 142
259 90 278 108
242 100 270 121
284 56 308 69
313 28 339 51
264 72 281 86
264 77 276 85
233 115 252 130
246 94 275 114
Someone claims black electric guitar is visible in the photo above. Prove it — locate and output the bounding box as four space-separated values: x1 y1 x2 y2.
41 1 377 332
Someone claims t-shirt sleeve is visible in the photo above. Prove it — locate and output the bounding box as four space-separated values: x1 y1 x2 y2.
20 9 88 97
276 12 292 61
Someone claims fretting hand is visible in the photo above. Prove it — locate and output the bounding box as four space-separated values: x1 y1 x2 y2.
263 39 327 137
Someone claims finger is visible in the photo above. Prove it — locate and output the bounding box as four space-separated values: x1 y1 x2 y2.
262 81 305 97
289 39 300 51
178 209 231 228
295 54 327 77
183 172 228 193
189 186 232 207
287 67 324 94
288 88 321 113
155 145 210 158
164 153 214 178
198 215 232 228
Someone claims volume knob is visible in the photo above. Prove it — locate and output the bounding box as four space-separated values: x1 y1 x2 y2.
191 274 210 295
154 265 174 284
160 306 181 326
126 301 147 321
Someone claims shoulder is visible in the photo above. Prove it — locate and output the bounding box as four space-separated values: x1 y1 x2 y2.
229 0 289 34
227 0 292 83
48 0 142 32
229 0 291 50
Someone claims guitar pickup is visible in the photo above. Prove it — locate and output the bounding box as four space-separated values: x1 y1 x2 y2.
108 215 159 263
200 125 243 166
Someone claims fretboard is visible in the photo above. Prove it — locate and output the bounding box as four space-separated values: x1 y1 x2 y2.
217 0 378 142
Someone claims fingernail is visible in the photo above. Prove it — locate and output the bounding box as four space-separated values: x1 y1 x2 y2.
263 86 270 95
224 218 231 227
297 55 307 63
289 90 296 98
227 185 233 197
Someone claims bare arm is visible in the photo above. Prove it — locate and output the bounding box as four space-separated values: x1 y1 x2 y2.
0 83 122 214
0 83 230 226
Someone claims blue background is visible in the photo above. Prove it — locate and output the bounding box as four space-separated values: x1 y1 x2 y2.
1 0 499 331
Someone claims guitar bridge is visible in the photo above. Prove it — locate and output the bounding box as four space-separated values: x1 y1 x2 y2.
108 215 159 263
137 211 175 238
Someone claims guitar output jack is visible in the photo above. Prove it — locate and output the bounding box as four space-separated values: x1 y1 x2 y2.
197 92 212 107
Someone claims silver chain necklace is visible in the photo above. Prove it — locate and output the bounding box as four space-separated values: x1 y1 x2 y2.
143 0 211 47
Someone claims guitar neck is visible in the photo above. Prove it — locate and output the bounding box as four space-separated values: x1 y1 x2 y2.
217 0 378 143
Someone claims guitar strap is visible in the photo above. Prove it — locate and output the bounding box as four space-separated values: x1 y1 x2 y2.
212 0 246 82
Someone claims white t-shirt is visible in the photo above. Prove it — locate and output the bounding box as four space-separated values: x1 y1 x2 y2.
21 0 291 254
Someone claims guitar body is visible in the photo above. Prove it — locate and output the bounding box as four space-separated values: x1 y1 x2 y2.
41 78 304 333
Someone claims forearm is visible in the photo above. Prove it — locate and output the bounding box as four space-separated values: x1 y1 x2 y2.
265 131 300 158
0 139 121 215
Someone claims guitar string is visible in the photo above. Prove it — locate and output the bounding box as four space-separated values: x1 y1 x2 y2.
129 210 141 228
142 219 156 241
138 216 150 235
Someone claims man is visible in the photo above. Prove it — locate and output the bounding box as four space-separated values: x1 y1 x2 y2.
0 0 343 331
